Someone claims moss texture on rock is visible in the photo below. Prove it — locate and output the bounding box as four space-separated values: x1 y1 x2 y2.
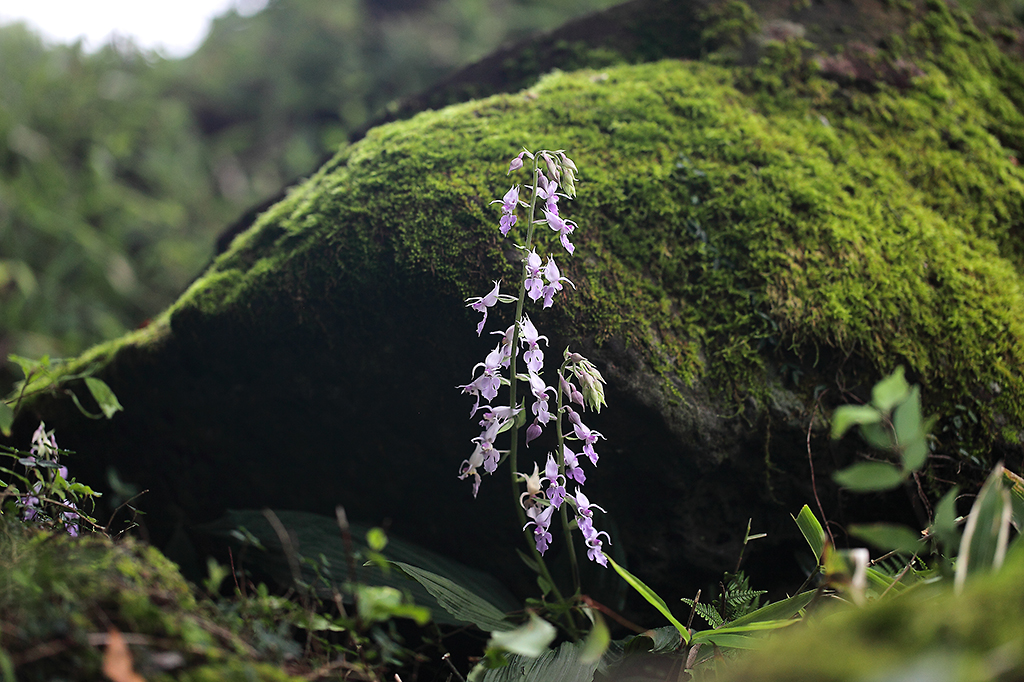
0 520 303 681
11 0 1024 612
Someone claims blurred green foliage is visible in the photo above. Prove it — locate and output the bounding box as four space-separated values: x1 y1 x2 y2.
0 0 618 367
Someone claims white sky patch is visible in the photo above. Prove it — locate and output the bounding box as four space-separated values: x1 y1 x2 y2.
0 0 270 57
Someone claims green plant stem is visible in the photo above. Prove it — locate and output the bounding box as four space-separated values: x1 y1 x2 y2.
556 361 581 595
506 155 577 639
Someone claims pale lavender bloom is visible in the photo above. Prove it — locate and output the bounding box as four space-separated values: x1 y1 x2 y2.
584 529 611 567
567 408 603 464
491 185 520 236
541 257 574 309
467 281 502 336
563 445 586 484
459 444 486 497
508 151 530 174
31 422 57 458
544 209 577 255
525 250 544 302
574 489 607 520
526 422 543 446
458 345 505 415
536 173 559 215
492 324 516 368
526 372 553 426
542 453 566 509
560 373 585 407
519 316 547 373
525 505 555 555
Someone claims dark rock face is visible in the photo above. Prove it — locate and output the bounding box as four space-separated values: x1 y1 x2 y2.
11 0 1024 616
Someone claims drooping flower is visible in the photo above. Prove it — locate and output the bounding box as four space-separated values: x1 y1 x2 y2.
524 250 545 303
544 209 577 255
562 444 586 485
459 444 486 497
540 257 574 309
467 281 502 336
524 504 555 555
508 150 532 174
517 463 543 509
458 344 505 415
491 185 520 236
519 316 547 373
542 453 566 509
536 172 559 215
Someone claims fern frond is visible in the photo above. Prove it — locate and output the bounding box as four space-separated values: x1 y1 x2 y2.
725 589 767 607
682 598 724 628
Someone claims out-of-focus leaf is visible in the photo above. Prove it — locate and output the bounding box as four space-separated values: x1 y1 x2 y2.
84 377 124 419
689 632 768 649
871 366 910 412
471 640 599 682
728 591 816 627
580 611 610 664
607 557 689 643
849 523 922 556
487 613 556 657
956 464 1013 591
1002 469 1024 533
831 404 882 439
860 421 893 450
0 401 12 437
834 461 905 492
393 562 514 632
930 486 961 553
793 505 826 562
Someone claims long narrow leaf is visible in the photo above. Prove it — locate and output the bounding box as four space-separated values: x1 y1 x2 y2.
607 557 689 643
793 505 825 562
728 591 816 627
956 464 1013 592
688 632 769 650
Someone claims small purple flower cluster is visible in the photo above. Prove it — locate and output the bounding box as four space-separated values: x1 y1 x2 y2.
458 149 611 567
17 423 81 536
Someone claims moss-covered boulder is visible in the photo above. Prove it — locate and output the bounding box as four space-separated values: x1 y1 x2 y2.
0 520 303 681
10 0 1024 606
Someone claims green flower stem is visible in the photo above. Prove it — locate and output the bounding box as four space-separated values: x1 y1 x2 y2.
556 361 581 595
506 154 576 638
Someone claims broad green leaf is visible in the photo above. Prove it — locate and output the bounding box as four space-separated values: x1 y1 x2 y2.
0 401 12 437
831 404 882 439
956 464 1013 592
833 461 905 492
471 640 599 682
793 505 825 562
84 377 124 419
488 614 556 657
692 620 798 636
607 557 689 643
901 439 928 473
849 523 922 555
893 387 928 471
579 612 610 664
394 562 514 632
860 422 893 450
871 366 910 412
729 591 816 627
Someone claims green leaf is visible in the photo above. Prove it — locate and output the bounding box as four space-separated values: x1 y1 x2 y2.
607 557 689 643
833 461 905 492
871 366 910 412
366 527 387 552
893 386 928 471
831 404 882 439
956 464 1013 591
579 611 610 665
84 377 124 419
487 613 556 657
728 591 816 627
470 640 599 682
393 562 514 631
1002 469 1024 533
860 422 894 450
849 523 922 555
0 401 12 438
930 486 961 554
793 505 826 562
688 632 768 650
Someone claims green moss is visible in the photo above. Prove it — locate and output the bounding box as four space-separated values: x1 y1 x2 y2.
32 0 1024 463
0 521 304 681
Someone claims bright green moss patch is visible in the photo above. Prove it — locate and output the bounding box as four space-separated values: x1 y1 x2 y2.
156 0 1024 459
0 520 304 681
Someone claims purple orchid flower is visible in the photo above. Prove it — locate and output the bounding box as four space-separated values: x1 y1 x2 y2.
467 281 502 336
